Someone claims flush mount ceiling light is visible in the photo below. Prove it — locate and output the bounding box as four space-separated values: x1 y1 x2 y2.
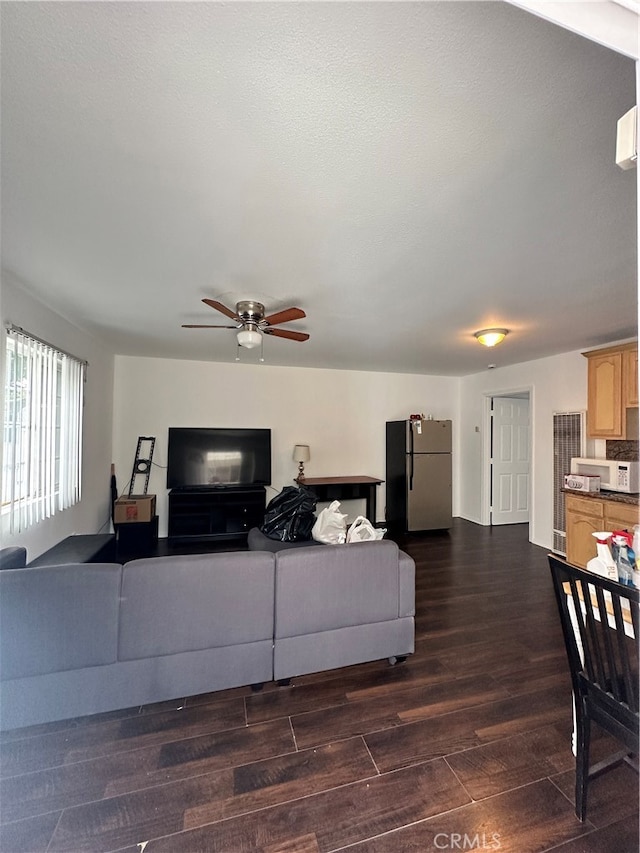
236 325 262 349
474 328 509 347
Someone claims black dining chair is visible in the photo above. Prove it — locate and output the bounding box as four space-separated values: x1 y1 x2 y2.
548 554 639 821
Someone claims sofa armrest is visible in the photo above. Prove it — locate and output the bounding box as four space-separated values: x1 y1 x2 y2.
0 547 27 570
398 550 416 618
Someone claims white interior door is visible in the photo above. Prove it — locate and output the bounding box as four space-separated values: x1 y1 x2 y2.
491 396 530 525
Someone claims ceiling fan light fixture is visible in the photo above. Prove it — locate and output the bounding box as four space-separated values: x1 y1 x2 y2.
237 328 262 349
474 328 508 348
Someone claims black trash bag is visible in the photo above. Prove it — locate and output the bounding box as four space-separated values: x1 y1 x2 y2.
261 486 317 542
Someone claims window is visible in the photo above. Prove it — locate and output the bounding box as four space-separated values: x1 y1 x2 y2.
2 326 85 534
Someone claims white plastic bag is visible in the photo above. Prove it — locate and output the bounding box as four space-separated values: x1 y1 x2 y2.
312 500 348 544
346 516 386 543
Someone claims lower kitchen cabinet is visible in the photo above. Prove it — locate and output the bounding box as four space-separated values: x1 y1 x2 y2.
565 494 603 568
565 493 639 568
604 500 639 537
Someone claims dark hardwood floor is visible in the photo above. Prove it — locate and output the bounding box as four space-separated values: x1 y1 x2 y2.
1 520 638 852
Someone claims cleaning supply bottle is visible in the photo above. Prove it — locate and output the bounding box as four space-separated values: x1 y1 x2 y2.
587 532 618 581
628 544 638 589
632 526 640 588
627 539 637 573
612 531 634 586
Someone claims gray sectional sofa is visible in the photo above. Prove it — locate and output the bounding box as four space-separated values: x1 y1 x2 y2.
0 540 415 731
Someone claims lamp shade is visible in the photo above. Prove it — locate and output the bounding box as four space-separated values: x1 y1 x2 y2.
237 328 262 349
293 444 310 463
474 328 508 347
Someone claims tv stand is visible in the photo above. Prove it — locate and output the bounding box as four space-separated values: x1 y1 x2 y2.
168 486 266 544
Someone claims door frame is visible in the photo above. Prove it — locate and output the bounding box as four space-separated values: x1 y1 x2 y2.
480 385 534 529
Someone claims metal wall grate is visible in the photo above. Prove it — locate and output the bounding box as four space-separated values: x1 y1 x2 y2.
552 412 585 555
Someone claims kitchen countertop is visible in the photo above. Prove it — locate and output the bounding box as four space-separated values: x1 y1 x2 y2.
562 488 640 507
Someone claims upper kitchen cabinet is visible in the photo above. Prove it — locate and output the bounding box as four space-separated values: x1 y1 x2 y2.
583 343 638 439
623 347 638 407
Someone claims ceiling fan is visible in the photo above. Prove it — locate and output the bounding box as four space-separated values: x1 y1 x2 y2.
182 299 310 349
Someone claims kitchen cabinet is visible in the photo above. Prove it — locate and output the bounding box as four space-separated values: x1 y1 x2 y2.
583 343 638 439
623 347 638 407
565 493 639 569
604 500 639 536
565 494 604 568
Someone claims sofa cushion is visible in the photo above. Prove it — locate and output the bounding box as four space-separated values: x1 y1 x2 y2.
274 540 406 638
118 552 275 660
0 563 122 679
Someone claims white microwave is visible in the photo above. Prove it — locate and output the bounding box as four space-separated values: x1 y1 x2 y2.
570 457 640 494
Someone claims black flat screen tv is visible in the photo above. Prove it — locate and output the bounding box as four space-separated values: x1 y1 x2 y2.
167 427 271 489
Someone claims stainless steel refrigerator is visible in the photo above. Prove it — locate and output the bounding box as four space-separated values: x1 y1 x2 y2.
385 419 452 531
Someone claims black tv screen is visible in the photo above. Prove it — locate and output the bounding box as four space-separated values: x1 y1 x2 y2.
167 428 271 489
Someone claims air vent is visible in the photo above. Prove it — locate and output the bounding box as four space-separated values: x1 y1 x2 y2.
552 411 585 555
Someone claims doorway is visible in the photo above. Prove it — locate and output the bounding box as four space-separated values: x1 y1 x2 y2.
485 391 531 526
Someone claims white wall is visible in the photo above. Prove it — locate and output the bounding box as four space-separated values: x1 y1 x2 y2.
112 355 460 535
1 273 115 559
1 273 629 558
458 349 589 549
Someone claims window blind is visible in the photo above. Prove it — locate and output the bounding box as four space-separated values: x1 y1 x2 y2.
2 327 85 534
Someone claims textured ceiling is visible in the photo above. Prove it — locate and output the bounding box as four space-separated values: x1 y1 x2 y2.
1 1 637 375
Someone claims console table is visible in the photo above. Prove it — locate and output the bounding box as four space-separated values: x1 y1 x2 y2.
300 476 383 524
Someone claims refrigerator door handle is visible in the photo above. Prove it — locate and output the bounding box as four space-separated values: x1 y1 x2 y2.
408 423 414 490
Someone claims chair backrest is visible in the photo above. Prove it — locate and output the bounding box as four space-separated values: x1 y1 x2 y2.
548 554 639 749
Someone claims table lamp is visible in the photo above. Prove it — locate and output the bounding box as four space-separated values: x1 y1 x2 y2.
293 445 310 482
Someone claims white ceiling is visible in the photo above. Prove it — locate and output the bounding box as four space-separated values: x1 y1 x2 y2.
1 1 637 376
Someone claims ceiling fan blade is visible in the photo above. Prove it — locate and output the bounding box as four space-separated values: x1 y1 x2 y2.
263 307 306 326
202 299 239 320
182 324 238 329
263 327 310 342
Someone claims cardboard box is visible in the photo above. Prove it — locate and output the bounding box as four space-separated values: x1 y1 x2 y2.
564 474 600 493
114 495 157 523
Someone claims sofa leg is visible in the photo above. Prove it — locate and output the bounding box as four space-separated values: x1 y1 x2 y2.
250 682 264 692
388 655 407 666
277 678 291 687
